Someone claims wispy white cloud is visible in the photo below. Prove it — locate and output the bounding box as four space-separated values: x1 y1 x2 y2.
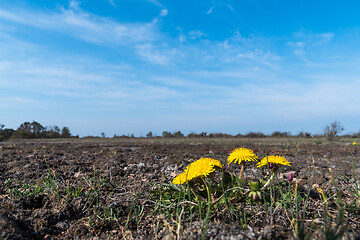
184 36 282 70
108 0 116 7
286 41 310 63
69 0 81 10
287 30 335 63
136 44 177 65
206 6 215 14
160 9 168 16
313 33 334 46
293 31 334 46
0 96 44 109
188 30 204 39
0 5 160 47
144 0 164 8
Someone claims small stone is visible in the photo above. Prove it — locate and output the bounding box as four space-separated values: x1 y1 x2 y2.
74 172 81 178
55 221 69 230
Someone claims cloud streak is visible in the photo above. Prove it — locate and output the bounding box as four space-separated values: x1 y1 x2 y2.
0 5 159 47
287 31 335 64
206 6 215 14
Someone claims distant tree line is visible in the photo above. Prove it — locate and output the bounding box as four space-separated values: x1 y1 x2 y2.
112 130 312 139
155 130 302 138
3 120 355 141
0 121 73 141
112 122 358 141
139 122 356 140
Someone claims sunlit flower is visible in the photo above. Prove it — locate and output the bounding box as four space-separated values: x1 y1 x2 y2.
172 158 223 185
353 141 358 146
172 172 189 185
227 148 258 165
257 155 291 168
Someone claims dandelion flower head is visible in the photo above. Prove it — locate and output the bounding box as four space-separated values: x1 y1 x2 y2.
227 147 258 165
353 141 358 146
257 155 291 168
172 172 188 185
172 158 223 185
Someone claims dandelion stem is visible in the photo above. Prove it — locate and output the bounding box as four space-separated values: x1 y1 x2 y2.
239 163 245 180
201 178 211 240
261 173 274 189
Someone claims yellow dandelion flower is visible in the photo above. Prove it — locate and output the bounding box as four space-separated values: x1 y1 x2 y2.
257 155 291 168
227 148 258 165
172 158 223 185
353 141 357 146
172 172 189 185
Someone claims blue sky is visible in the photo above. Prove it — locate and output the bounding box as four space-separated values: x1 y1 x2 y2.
1 0 360 137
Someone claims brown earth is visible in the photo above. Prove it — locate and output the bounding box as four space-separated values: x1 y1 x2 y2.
0 137 359 239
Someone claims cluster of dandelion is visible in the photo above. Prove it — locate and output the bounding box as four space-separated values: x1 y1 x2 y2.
173 147 291 186
170 147 293 204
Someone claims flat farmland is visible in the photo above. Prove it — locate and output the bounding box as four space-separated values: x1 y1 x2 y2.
0 137 359 239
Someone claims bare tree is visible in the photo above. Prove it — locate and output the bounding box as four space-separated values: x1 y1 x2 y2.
324 121 344 141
